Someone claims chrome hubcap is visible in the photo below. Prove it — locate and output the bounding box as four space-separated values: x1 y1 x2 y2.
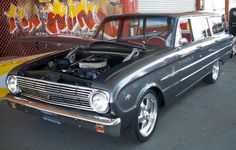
233 44 236 54
212 61 220 80
138 93 158 137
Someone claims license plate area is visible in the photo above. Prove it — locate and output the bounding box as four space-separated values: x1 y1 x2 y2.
40 110 62 125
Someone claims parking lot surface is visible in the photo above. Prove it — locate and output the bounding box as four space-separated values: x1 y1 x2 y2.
0 58 236 150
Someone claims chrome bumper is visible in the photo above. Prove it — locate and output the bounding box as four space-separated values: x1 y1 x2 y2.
4 94 121 137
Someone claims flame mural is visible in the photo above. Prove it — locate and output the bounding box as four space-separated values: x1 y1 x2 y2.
5 0 121 36
46 0 68 34
5 3 42 34
5 4 18 33
29 5 42 32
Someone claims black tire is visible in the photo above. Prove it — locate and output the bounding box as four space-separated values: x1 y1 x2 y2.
203 60 220 84
125 89 159 142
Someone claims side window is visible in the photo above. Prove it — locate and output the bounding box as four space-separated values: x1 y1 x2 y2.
145 18 175 47
145 18 168 36
122 19 144 38
191 17 211 41
209 16 224 35
175 19 193 47
97 21 119 40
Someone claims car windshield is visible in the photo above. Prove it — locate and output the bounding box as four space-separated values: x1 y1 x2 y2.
94 16 176 48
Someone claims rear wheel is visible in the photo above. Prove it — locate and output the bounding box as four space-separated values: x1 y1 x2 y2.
233 44 236 55
126 89 159 142
233 37 236 55
203 60 220 84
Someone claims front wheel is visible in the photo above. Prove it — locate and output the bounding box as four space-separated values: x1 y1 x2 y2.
126 89 159 142
203 60 220 84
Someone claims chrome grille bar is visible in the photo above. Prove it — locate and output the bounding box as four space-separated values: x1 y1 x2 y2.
17 76 95 111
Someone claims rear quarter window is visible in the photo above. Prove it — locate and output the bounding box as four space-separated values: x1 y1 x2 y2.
191 17 211 41
208 16 224 35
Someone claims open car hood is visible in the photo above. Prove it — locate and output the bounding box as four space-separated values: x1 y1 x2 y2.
14 34 97 46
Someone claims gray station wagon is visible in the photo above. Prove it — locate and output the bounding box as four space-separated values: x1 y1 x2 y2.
4 12 234 142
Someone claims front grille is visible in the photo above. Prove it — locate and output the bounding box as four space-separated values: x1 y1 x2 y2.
17 76 94 111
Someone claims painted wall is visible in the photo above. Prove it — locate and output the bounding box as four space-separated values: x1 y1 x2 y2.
4 0 121 37
0 0 123 58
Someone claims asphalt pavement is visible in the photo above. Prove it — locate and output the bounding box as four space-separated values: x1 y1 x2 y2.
0 58 236 150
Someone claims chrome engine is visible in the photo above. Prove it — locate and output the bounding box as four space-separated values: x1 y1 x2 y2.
69 56 110 80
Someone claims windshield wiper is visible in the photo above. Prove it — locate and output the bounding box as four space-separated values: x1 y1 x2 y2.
122 40 146 50
123 48 141 62
90 40 146 50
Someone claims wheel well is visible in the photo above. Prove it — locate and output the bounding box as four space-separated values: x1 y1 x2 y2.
150 87 165 107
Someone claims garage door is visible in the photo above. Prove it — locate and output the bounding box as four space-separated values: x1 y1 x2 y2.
138 0 196 13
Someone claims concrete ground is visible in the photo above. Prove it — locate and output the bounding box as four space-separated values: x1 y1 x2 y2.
0 58 236 150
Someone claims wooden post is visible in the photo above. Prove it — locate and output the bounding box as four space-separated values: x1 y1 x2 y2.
120 0 138 13
225 0 229 18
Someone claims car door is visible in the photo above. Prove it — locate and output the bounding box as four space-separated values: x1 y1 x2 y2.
164 16 215 98
173 16 229 97
173 17 205 96
181 16 217 86
188 16 231 84
160 18 198 101
207 16 233 60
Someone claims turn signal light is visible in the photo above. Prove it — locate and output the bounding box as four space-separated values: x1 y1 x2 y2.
10 102 16 109
95 125 105 133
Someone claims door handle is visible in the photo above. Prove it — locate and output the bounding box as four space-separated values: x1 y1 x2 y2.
196 46 203 49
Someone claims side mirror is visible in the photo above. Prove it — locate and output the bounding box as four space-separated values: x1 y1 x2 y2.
179 38 188 46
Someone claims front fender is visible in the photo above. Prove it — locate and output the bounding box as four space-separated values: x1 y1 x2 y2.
110 76 163 129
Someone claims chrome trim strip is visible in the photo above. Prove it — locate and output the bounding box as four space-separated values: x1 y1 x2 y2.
21 93 93 111
177 45 230 73
4 94 120 126
111 52 176 102
85 51 128 56
180 58 217 82
162 59 214 93
17 76 94 91
176 71 210 97
162 46 232 92
19 86 89 101
174 45 233 97
161 45 231 81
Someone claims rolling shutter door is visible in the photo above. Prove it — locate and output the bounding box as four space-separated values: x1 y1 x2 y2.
138 0 196 13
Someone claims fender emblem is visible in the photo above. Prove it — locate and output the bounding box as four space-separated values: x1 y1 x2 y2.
125 94 132 101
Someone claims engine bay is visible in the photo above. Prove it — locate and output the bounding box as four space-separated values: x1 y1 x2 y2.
48 53 123 80
23 46 143 81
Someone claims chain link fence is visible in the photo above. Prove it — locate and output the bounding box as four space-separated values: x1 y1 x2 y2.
0 0 122 58
0 0 72 58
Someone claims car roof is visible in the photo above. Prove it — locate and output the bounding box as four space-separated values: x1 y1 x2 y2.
103 11 222 20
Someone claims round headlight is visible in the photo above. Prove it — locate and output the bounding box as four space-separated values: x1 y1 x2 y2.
90 92 109 114
6 75 21 94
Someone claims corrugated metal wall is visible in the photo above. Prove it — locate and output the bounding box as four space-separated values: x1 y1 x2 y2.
138 0 196 13
230 0 236 9
204 0 225 14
